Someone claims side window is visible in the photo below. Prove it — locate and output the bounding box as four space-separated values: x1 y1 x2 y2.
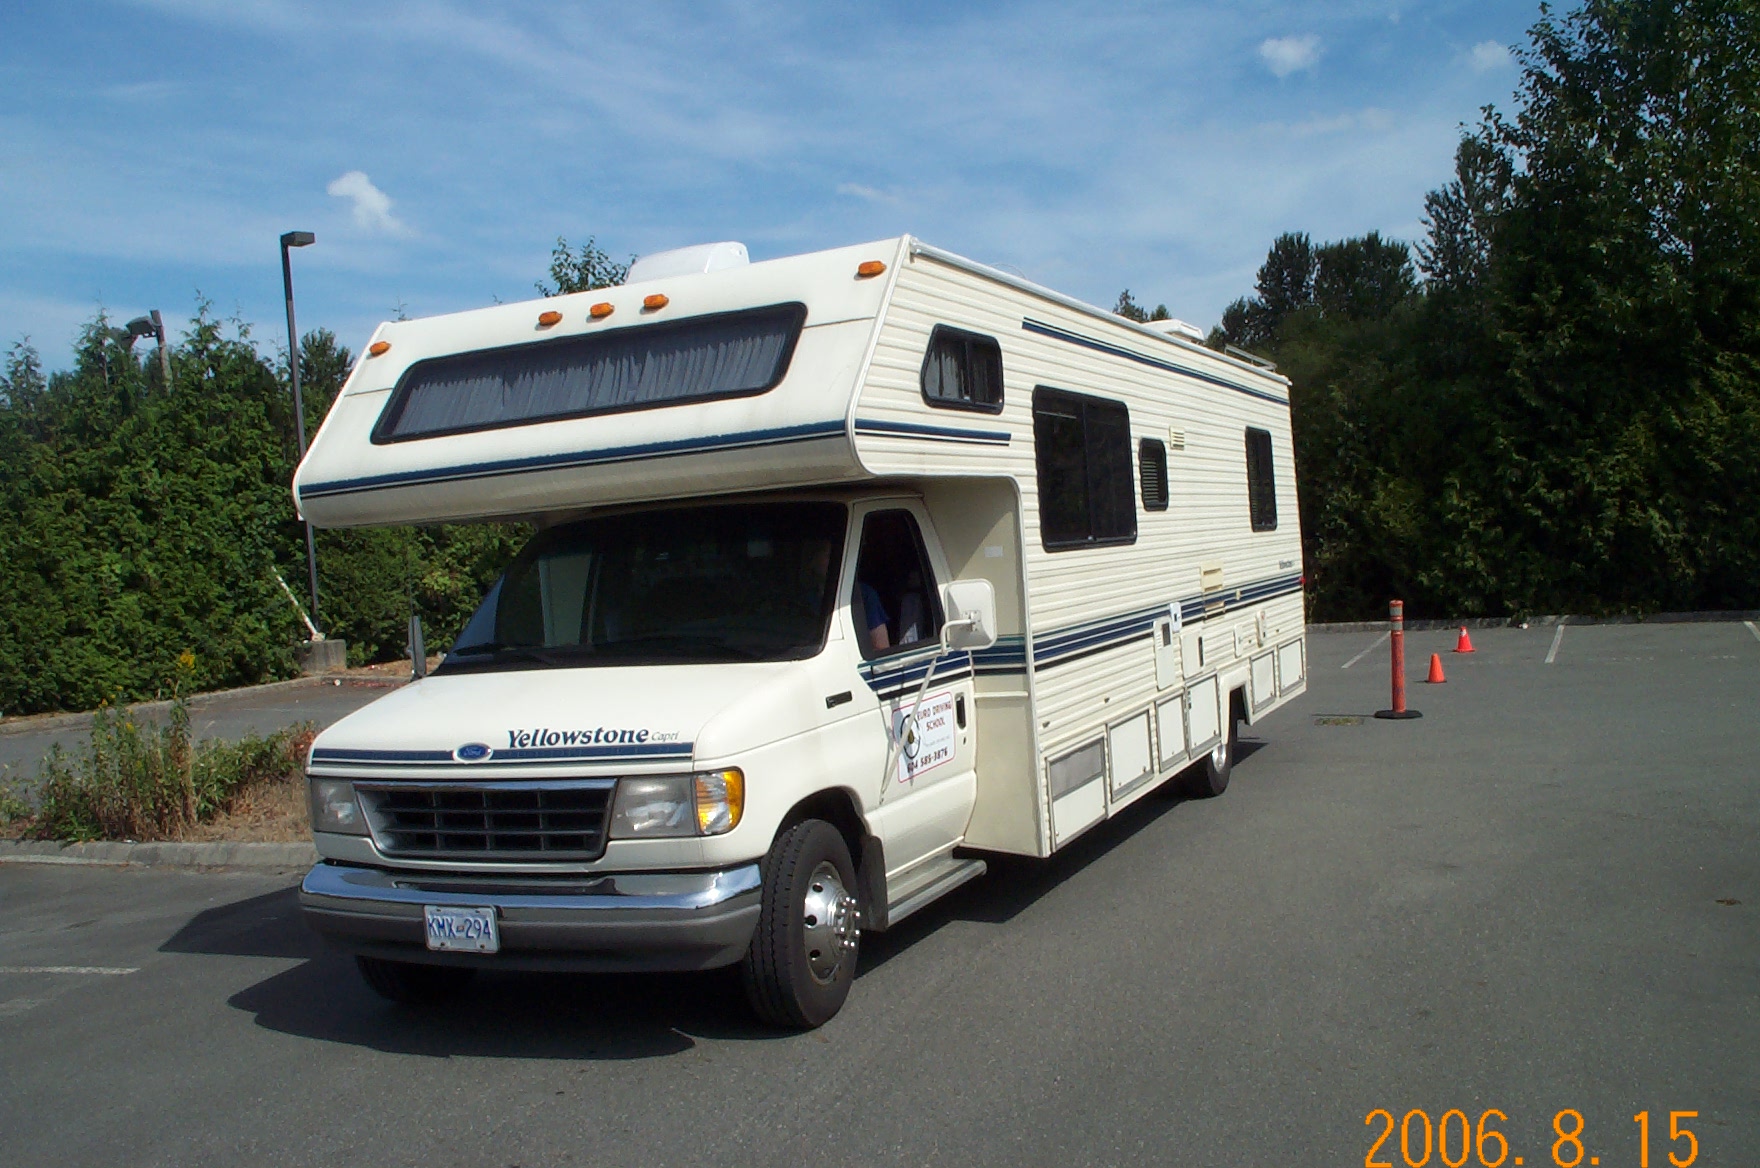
1245 426 1277 531
1032 387 1137 551
920 325 1004 413
852 510 944 659
1139 438 1168 511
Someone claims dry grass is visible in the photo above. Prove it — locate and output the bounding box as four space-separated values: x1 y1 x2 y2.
180 777 310 842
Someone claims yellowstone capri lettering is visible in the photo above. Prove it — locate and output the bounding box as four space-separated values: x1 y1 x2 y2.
508 727 652 748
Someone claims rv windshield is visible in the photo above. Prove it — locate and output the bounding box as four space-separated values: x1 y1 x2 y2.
437 502 847 671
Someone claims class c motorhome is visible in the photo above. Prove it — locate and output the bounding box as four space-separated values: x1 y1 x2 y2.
293 235 1307 1027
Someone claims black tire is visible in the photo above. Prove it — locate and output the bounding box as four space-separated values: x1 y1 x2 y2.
355 956 476 1004
1184 701 1239 798
741 819 861 1029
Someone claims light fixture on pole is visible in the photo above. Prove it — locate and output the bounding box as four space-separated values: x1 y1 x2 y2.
122 311 172 390
280 229 322 638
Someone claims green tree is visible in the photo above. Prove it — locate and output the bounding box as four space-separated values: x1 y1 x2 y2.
537 236 631 296
1416 135 1513 293
1113 290 1170 323
1463 0 1760 612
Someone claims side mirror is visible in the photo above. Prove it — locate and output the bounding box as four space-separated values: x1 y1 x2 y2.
939 579 998 651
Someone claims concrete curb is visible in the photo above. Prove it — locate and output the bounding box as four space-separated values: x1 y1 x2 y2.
0 839 316 870
0 674 406 739
1308 610 1760 634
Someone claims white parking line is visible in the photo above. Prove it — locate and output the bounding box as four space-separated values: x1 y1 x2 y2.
0 966 139 976
1341 631 1390 670
1746 620 1760 644
1545 624 1566 665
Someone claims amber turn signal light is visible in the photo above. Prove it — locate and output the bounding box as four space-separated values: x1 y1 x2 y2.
856 260 886 278
590 302 615 319
642 293 669 310
368 341 391 356
537 310 562 327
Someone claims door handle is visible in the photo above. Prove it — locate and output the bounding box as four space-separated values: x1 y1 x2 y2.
826 691 853 709
955 694 966 728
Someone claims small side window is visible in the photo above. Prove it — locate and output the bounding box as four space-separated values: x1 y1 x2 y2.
1139 438 1168 511
1245 427 1277 531
920 325 1004 413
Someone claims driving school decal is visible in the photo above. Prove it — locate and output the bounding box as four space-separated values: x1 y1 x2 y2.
890 690 958 784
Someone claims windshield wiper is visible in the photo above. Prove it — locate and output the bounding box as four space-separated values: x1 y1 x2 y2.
447 641 572 665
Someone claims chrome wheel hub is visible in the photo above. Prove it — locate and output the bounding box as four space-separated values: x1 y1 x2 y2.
1211 736 1229 769
801 860 860 984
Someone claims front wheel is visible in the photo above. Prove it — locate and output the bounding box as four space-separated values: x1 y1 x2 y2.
741 819 861 1029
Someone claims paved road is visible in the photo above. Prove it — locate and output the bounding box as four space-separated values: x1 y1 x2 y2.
1 624 1754 1166
0 681 396 800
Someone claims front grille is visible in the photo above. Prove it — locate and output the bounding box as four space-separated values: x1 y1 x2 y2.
357 780 613 861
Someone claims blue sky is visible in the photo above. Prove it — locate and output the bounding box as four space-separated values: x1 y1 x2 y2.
2 1 1544 373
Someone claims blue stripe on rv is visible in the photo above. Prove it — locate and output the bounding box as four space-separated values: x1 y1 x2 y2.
299 420 848 499
852 573 1304 693
853 419 1011 445
309 742 694 765
1020 318 1290 406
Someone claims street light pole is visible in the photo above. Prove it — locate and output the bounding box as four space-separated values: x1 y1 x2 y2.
149 309 171 391
280 230 321 637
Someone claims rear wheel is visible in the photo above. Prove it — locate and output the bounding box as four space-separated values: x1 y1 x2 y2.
355 956 476 1004
1185 701 1239 798
741 819 861 1029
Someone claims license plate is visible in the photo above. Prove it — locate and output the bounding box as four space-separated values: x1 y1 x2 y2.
424 905 499 953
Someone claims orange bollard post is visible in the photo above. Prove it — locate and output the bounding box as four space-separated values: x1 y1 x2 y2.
1375 600 1423 719
1426 653 1446 683
1454 626 1476 653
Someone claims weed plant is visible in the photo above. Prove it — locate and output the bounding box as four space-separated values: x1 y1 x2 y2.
32 700 314 842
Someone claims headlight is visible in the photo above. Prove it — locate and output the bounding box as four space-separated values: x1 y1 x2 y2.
308 778 366 835
693 768 744 835
609 769 746 839
609 776 696 838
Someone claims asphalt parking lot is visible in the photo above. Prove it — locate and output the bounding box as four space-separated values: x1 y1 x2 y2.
0 680 394 801
1 623 1754 1167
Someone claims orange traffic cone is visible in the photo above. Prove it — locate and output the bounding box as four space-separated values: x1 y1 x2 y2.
1425 653 1446 683
1454 626 1476 653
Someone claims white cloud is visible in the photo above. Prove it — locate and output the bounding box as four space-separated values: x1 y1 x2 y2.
1469 40 1512 72
1260 35 1322 78
1282 108 1396 137
326 170 407 235
836 182 901 206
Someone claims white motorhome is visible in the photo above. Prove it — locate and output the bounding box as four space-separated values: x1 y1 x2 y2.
293 236 1306 1027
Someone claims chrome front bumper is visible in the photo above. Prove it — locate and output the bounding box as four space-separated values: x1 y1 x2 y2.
299 860 763 972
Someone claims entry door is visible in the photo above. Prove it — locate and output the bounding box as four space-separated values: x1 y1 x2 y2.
850 505 979 878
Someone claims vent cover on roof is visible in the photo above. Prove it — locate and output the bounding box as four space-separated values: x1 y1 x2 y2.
625 241 749 284
1145 318 1207 343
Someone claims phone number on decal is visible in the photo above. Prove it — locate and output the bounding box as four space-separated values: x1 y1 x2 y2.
1364 1109 1705 1168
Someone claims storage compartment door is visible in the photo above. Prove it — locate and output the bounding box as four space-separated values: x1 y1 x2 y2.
1156 693 1188 771
1048 739 1106 848
1278 637 1305 694
1251 651 1277 712
1186 675 1221 753
1107 713 1153 798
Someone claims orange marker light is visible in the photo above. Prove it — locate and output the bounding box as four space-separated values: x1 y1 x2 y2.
537 310 562 327
643 293 669 310
856 260 887 278
590 302 614 319
368 341 391 356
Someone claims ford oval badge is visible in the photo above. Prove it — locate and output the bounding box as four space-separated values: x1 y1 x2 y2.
454 742 493 762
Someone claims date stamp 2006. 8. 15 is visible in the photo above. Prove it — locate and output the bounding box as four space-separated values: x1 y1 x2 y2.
1364 1109 1705 1168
